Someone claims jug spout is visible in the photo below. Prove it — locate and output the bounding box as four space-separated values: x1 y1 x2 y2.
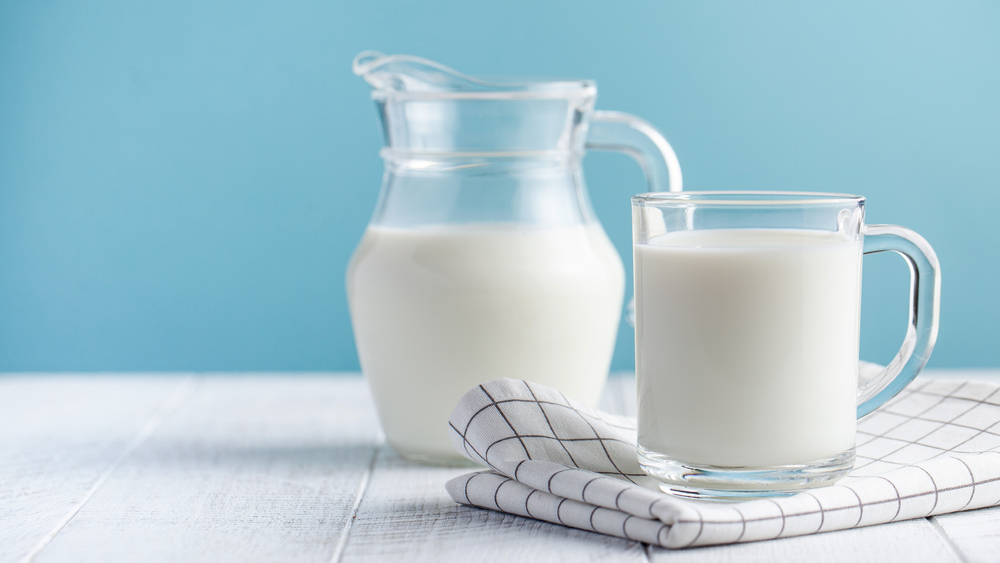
352 51 597 154
353 51 508 94
353 51 593 96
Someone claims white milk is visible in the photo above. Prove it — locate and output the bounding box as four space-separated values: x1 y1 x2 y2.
347 223 625 461
635 229 861 468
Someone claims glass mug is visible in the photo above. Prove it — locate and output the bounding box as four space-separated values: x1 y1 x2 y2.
632 192 940 499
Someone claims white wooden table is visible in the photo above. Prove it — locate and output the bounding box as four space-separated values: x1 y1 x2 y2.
2 371 998 563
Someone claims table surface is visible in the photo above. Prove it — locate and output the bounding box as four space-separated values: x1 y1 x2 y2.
3 370 999 563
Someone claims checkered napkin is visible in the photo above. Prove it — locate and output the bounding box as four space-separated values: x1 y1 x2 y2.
445 377 1000 549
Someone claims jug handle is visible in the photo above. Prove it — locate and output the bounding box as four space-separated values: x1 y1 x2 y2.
584 110 683 193
586 111 681 327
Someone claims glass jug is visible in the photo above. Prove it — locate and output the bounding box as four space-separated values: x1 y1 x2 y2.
346 52 682 463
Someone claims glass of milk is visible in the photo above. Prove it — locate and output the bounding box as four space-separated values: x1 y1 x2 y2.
633 192 940 499
346 52 683 464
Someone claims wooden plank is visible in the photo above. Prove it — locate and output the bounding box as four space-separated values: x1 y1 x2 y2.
647 519 962 563
932 507 1000 563
0 374 195 563
8 370 998 562
31 375 381 563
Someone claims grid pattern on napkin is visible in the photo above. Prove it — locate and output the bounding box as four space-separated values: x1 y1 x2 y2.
445 377 1000 549
447 379 652 485
852 379 1000 475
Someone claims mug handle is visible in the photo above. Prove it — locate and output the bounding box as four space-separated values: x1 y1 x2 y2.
584 110 683 193
857 224 942 417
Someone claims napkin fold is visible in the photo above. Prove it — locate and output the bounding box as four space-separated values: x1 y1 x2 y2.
445 377 1000 548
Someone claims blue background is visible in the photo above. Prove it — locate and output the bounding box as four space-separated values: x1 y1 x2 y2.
1 1 998 372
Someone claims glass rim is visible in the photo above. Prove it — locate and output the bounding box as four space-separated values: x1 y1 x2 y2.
632 191 865 206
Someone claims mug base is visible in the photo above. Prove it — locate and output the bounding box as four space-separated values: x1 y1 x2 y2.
638 445 855 502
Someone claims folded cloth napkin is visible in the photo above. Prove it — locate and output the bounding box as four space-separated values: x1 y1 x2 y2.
445 376 1000 549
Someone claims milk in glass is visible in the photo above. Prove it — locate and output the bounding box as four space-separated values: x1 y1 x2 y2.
348 223 625 461
635 229 861 467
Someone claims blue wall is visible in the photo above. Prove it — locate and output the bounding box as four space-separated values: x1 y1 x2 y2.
1 1 998 371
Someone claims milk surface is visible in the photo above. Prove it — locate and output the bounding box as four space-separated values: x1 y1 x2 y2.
348 223 624 460
635 229 861 467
